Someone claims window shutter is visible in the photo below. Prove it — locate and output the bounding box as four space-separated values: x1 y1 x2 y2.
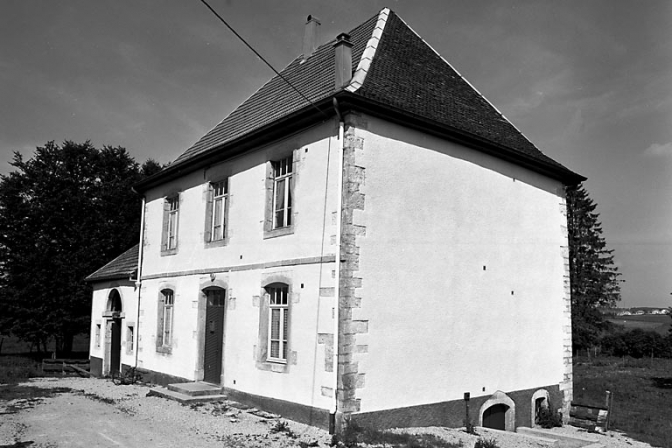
264 163 275 232
160 200 170 251
156 295 165 348
204 184 213 243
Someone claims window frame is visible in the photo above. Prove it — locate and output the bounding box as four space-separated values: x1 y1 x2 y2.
267 284 289 363
95 324 101 349
161 195 180 255
204 179 230 247
272 156 293 230
156 289 175 353
126 324 135 355
264 151 297 239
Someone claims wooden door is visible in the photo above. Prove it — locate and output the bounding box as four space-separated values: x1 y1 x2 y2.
203 289 226 384
483 404 508 430
110 318 122 375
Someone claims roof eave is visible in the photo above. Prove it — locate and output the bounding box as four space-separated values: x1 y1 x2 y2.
335 91 586 185
85 270 137 284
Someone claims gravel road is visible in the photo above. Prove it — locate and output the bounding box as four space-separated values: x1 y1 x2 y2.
0 377 656 448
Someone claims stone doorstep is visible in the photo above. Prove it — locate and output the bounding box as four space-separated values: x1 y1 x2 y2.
148 383 227 404
517 427 605 448
167 381 224 397
474 427 559 447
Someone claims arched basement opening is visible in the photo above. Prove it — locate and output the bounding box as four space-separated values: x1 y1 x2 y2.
483 403 508 430
531 389 550 426
479 391 516 431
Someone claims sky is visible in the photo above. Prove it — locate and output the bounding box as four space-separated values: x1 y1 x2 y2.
1 1 670 307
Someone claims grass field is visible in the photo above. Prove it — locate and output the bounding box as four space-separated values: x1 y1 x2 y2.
574 356 672 448
606 314 671 334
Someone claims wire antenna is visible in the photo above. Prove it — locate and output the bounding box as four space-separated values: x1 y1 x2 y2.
197 0 329 118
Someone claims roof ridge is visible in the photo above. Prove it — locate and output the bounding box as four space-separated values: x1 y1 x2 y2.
346 7 390 93
391 11 543 158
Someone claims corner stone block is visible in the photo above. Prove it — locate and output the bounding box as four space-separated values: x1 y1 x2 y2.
341 399 361 413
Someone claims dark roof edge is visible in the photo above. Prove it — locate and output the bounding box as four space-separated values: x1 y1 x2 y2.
337 92 586 185
133 97 338 193
134 91 584 193
85 270 137 283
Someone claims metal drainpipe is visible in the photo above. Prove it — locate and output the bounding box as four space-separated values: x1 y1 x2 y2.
133 195 146 369
330 98 345 433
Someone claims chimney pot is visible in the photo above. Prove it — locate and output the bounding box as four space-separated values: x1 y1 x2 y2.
302 15 321 60
334 32 353 90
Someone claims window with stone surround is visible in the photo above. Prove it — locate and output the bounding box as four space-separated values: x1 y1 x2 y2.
156 289 174 353
126 324 135 354
267 284 289 363
205 179 229 245
161 195 180 254
95 324 101 348
264 153 296 238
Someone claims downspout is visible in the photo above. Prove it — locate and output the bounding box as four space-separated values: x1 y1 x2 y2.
134 195 146 369
330 97 345 434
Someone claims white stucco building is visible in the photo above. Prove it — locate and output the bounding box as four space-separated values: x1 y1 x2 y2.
87 8 584 433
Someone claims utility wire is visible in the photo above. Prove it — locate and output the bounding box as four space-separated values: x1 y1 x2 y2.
197 0 329 118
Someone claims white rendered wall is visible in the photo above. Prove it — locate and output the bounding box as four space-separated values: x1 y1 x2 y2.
141 122 339 277
89 281 138 373
352 116 568 412
136 122 339 410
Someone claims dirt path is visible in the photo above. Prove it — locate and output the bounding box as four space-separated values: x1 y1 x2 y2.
1 378 327 448
0 377 657 448
4 393 221 447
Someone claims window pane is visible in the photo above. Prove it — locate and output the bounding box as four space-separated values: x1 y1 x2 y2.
271 309 280 339
275 179 285 211
270 341 280 358
164 307 173 345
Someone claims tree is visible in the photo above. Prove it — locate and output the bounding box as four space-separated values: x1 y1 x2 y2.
0 141 161 354
566 183 622 351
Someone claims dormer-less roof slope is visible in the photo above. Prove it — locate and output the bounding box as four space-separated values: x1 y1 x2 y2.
85 244 139 283
355 11 573 173
137 8 583 191
172 13 378 165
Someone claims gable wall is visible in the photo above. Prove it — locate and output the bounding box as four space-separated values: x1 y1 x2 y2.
342 114 570 415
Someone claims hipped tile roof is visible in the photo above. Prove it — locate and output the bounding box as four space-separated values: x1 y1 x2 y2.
86 244 139 283
155 8 582 184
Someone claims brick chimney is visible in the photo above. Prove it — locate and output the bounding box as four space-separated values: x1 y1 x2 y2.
334 32 353 90
302 15 321 60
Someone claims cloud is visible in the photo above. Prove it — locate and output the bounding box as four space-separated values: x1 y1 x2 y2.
644 142 672 157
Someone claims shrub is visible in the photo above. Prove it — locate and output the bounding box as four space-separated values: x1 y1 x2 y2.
601 329 667 358
270 420 295 438
474 438 499 448
0 356 41 384
536 407 563 428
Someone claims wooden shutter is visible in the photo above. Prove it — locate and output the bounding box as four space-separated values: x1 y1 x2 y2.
156 294 165 348
160 199 170 251
204 184 213 243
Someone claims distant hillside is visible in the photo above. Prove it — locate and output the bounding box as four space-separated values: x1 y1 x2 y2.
601 306 670 316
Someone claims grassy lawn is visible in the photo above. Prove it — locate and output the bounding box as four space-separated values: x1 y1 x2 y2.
574 356 672 448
